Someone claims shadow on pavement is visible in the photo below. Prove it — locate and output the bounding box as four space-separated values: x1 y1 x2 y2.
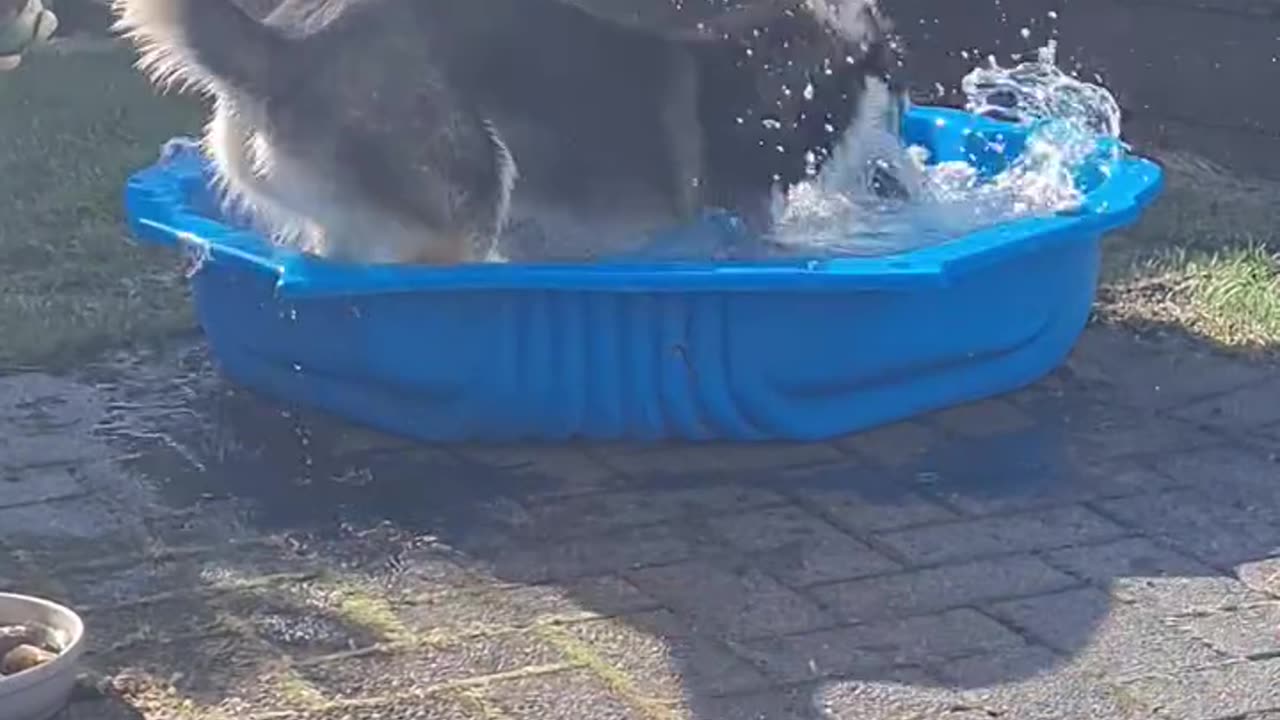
5 323 1271 719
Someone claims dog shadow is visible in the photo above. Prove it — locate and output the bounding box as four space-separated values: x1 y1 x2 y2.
68 337 1274 719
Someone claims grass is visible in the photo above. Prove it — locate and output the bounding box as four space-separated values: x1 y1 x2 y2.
0 44 204 369
1097 150 1280 356
1099 244 1280 354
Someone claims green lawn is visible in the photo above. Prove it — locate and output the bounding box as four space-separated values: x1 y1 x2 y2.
0 45 203 369
1099 150 1280 357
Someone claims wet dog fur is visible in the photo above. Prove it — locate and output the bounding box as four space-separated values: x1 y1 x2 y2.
111 0 903 264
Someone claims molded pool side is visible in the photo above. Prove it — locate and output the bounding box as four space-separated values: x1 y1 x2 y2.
186 232 1098 441
120 105 1161 442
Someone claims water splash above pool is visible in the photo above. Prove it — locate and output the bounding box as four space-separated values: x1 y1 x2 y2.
767 40 1126 257
162 39 1129 264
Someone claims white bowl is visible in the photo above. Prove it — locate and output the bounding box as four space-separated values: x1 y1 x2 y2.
0 593 86 720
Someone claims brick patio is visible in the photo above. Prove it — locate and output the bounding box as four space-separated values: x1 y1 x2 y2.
2 324 1278 720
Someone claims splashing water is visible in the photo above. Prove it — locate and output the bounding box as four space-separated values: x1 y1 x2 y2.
166 42 1125 264
767 41 1125 257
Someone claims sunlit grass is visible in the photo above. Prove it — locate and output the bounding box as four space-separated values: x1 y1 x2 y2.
1098 150 1280 356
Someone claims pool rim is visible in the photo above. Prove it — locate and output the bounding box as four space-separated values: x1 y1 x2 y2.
123 104 1165 299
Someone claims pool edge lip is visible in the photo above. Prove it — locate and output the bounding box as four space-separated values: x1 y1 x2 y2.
122 104 1164 298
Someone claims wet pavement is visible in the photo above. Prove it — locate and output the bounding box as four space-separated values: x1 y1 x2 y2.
2 324 1279 719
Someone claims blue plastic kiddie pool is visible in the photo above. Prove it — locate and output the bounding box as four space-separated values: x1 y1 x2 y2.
121 105 1163 442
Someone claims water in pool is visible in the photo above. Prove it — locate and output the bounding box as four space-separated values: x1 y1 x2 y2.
494 39 1125 262
166 37 1126 264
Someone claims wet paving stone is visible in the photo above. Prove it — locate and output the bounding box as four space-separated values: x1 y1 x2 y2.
5 331 1274 720
296 632 569 702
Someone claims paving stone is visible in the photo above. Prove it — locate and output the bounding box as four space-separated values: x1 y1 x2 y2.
837 421 945 468
1175 603 1280 659
1061 412 1217 461
1097 489 1280 569
924 459 1178 518
813 668 960 720
560 609 766 698
1173 377 1280 430
90 632 301 713
0 373 100 419
0 547 27 587
812 555 1080 623
142 501 257 548
216 580 397 658
83 596 224 653
708 505 899 586
508 484 784 541
874 506 1127 566
1045 537 1265 614
693 686 823 720
297 632 568 701
477 523 695 584
1121 658 1280 720
0 494 146 542
453 445 622 497
598 443 842 478
786 462 957 532
298 536 478 601
485 669 644 720
305 695 486 719
1066 328 1269 410
986 587 1223 679
931 398 1038 438
323 424 418 457
58 689 155 720
1154 441 1276 486
932 646 1157 720
739 609 1026 684
1151 446 1280 508
627 558 832 640
1238 556 1280 596
0 463 85 508
1259 418 1280 440
1018 386 1215 458
1081 461 1184 496
194 538 330 586
398 576 657 634
0 432 115 471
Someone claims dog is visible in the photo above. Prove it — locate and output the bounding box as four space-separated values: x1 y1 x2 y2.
112 0 903 264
